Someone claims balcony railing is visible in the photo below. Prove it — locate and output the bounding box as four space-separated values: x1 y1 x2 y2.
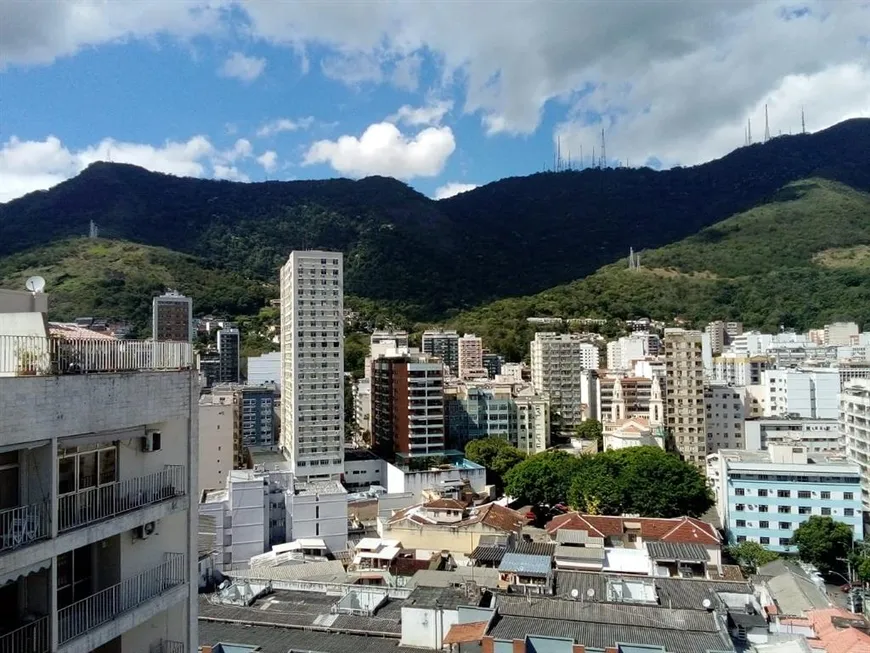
0 615 49 653
58 553 186 645
151 640 185 653
0 335 192 377
58 466 185 533
0 502 50 552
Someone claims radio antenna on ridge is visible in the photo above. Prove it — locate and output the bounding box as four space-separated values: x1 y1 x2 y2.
764 104 771 143
600 128 607 169
801 106 806 135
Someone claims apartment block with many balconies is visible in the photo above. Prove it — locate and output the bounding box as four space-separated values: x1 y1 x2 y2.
0 290 197 653
842 379 870 511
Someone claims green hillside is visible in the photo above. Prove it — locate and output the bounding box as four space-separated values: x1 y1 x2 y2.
0 239 273 333
452 179 870 360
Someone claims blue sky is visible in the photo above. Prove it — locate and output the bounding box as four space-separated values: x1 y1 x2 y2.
0 1 868 203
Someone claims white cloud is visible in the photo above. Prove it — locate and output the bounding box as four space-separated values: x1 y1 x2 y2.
0 134 261 203
257 150 278 172
303 122 455 179
434 182 478 200
388 100 453 127
219 51 266 82
256 117 315 137
320 51 383 85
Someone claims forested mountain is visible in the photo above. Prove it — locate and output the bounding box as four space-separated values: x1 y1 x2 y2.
1 118 868 323
452 178 870 360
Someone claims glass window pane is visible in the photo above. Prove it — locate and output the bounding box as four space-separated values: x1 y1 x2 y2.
78 453 97 490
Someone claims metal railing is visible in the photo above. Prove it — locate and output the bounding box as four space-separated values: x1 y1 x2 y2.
0 335 192 376
0 501 50 552
0 615 49 653
151 639 185 653
58 466 185 533
58 553 186 645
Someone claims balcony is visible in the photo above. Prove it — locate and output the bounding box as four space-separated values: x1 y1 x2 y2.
0 615 49 653
58 553 186 645
59 466 186 534
151 641 185 653
0 502 50 553
0 335 191 377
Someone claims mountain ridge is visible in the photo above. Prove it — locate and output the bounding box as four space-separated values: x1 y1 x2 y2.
1 118 869 320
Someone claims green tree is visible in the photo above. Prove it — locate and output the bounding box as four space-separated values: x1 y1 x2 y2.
790 516 854 574
567 446 713 518
728 541 779 574
575 419 603 445
465 437 526 489
504 450 582 505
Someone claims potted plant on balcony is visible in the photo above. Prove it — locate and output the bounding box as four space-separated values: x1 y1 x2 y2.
15 346 43 376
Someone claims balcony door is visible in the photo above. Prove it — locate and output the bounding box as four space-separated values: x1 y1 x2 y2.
57 445 117 530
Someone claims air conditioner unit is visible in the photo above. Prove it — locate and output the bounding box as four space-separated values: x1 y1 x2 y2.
141 431 162 453
135 521 156 540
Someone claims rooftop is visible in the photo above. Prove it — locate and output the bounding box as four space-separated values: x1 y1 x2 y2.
406 585 469 610
717 448 857 469
498 552 552 577
344 447 383 462
548 513 721 547
296 479 347 496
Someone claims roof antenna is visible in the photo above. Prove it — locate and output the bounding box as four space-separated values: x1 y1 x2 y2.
801 106 806 135
747 118 752 145
764 104 771 143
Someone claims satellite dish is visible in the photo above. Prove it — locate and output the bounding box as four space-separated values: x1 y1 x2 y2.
702 598 713 610
571 589 580 599
25 276 46 293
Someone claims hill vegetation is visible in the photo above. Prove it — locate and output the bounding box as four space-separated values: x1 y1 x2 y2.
452 178 870 359
1 119 869 322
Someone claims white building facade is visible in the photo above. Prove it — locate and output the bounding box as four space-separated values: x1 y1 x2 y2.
0 302 198 653
531 333 600 431
280 251 344 479
842 379 870 511
764 368 839 419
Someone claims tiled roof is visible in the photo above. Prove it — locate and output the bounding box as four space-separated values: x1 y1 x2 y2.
807 608 870 653
469 544 506 563
424 498 467 510
547 513 720 546
442 621 488 645
48 322 117 340
555 544 606 561
646 541 709 563
389 501 524 534
510 540 556 557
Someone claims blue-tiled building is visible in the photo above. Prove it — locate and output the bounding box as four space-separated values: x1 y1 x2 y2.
709 443 863 553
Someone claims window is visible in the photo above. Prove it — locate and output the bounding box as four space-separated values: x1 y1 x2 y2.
760 537 770 544
735 488 745 496
821 507 831 516
759 521 769 529
758 505 768 513
777 490 790 498
821 491 830 500
844 492 854 501
779 538 791 546
779 522 790 530
736 520 746 528
735 504 745 512
736 536 747 543
758 489 768 497
798 490 811 499
798 506 811 515
778 506 790 514
845 508 855 517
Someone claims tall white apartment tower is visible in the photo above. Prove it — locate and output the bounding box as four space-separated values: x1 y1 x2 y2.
280 251 344 479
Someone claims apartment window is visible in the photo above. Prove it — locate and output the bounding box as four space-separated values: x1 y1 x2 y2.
844 492 854 501
735 488 745 496
798 491 811 499
779 538 790 546
736 520 746 528
759 521 769 529
735 504 745 512
821 491 831 500
778 506 790 514
777 490 790 498
760 536 770 544
845 508 855 517
821 507 831 516
758 505 768 513
758 489 768 497
798 506 811 515
779 522 791 530
736 536 747 543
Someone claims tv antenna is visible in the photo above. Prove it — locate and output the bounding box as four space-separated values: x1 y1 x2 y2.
747 118 752 145
25 276 46 293
801 106 806 134
764 104 771 143
600 128 607 169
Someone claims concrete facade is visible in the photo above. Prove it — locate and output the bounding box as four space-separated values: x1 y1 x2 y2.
531 333 600 432
198 391 235 492
664 329 707 467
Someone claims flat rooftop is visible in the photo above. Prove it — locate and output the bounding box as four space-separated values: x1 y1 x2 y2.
718 449 857 468
345 447 383 462
296 479 347 495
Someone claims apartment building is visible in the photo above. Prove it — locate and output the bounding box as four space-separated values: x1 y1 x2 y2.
704 383 748 452
531 333 600 432
664 329 707 466
246 351 281 389
0 291 197 653
279 251 344 479
712 353 769 386
371 330 409 349
482 351 504 379
744 417 842 454
216 327 240 384
457 333 486 379
372 352 445 463
597 375 657 423
825 321 860 346
353 377 372 435
421 330 460 375
842 379 870 511
151 290 193 343
764 368 839 419
198 392 235 492
711 445 861 553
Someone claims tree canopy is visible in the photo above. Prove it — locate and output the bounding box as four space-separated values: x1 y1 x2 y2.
790 516 854 574
575 419 603 445
504 450 582 506
567 446 713 517
464 437 526 489
728 541 779 574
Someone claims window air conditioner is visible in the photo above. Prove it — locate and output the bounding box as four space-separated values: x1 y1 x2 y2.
135 521 157 539
141 431 162 453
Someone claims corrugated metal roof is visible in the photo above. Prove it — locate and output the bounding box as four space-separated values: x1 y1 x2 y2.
498 552 552 577
469 544 506 563
408 567 501 589
511 540 556 557
647 541 709 563
555 545 606 561
227 560 347 583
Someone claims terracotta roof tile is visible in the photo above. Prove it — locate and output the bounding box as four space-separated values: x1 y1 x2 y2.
424 498 467 510
546 513 720 546
442 621 488 645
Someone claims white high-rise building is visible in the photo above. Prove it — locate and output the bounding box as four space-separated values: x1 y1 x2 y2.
0 289 198 653
280 251 344 479
531 332 600 431
764 368 840 419
842 379 870 510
